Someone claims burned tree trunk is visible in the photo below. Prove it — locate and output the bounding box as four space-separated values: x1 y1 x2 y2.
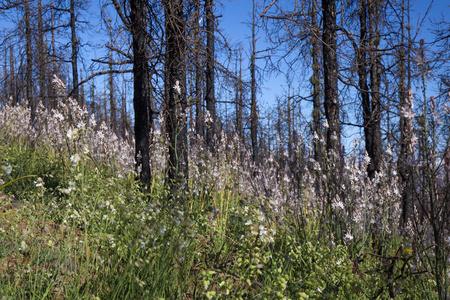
205 0 216 149
25 0 35 121
322 0 340 154
164 0 188 184
367 0 382 178
311 0 322 162
193 0 203 137
398 0 414 227
250 0 258 162
70 0 79 103
130 0 153 189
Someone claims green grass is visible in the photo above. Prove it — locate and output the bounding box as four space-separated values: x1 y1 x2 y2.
0 141 438 299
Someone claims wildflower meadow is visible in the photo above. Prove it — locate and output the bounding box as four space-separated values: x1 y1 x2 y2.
0 79 449 299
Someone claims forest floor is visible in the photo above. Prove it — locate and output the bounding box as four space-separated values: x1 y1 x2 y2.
0 141 441 299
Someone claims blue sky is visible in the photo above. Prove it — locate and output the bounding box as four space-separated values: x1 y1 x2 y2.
217 0 450 152
1 0 448 152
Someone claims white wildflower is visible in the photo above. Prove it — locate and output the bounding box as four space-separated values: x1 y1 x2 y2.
67 128 79 140
70 154 81 166
385 146 393 157
363 152 371 165
344 233 353 243
313 131 319 140
1 165 12 176
332 201 345 211
173 80 181 95
205 110 213 123
35 177 44 188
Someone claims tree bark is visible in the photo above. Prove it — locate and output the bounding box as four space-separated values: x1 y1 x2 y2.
367 0 382 178
194 0 203 137
9 44 17 105
37 0 47 107
25 0 34 121
130 0 152 189
398 0 413 228
205 0 216 149
359 0 379 179
50 0 57 109
235 54 244 140
250 0 258 162
322 0 340 154
311 0 322 162
70 0 79 103
108 26 117 133
165 0 188 184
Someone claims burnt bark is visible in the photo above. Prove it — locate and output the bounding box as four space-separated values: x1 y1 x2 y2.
70 0 79 103
37 0 47 107
250 0 258 162
130 0 153 189
367 0 382 178
235 54 244 140
9 44 17 105
193 0 203 137
108 25 117 133
398 0 413 228
164 0 188 184
322 0 340 154
359 0 378 179
25 0 34 121
205 0 216 149
311 0 322 162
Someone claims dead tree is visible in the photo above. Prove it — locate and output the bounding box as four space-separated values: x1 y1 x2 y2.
164 0 188 185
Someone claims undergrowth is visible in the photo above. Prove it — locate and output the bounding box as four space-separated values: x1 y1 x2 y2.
0 141 437 299
0 94 446 299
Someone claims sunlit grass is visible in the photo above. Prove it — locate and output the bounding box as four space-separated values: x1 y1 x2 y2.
0 100 445 299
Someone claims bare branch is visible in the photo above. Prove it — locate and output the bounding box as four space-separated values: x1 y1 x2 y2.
68 69 132 98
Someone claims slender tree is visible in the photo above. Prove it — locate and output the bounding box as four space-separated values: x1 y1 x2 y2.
311 0 323 162
235 50 244 141
70 0 80 103
9 44 17 105
357 0 382 179
250 0 258 162
322 0 340 154
107 21 117 133
205 0 216 149
164 0 188 184
193 0 204 137
130 0 153 188
397 0 414 227
37 0 47 106
367 0 382 178
25 0 35 121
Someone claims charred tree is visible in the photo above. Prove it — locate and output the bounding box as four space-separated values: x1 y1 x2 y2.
358 0 382 179
25 0 35 121
37 0 47 107
70 0 80 103
311 0 322 162
398 0 414 228
164 0 188 184
250 0 258 162
235 52 244 141
193 0 203 137
322 0 340 154
108 23 117 133
130 0 153 189
366 0 382 178
205 0 216 149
